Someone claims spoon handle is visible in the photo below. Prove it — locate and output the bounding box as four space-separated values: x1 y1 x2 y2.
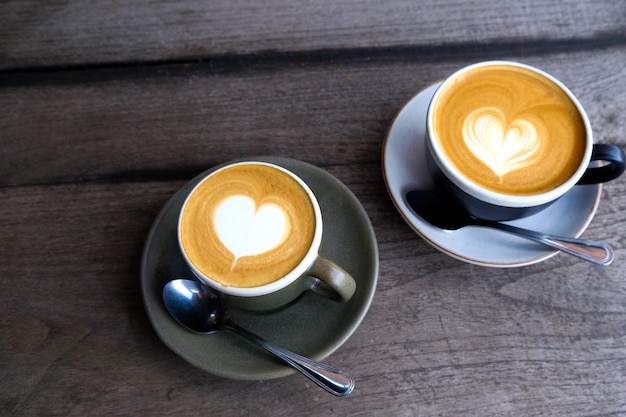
483 221 614 266
224 321 355 397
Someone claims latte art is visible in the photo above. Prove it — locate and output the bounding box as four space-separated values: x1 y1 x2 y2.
431 64 587 195
214 195 289 261
463 107 540 180
179 163 316 288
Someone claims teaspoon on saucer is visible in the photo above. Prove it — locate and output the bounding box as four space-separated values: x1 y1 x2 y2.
406 190 613 266
163 279 355 396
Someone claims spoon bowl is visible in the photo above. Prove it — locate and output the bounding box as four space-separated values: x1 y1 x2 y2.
162 279 224 334
406 190 613 266
162 279 355 396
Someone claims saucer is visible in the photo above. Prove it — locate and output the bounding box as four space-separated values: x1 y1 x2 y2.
382 83 602 267
141 157 378 380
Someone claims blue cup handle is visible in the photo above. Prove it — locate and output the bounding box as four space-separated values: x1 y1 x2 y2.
578 144 626 185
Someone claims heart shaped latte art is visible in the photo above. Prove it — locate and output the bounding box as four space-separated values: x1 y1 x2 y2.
463 107 540 179
213 195 289 261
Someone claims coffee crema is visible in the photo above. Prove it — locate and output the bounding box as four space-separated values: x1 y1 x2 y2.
431 64 587 195
179 163 316 288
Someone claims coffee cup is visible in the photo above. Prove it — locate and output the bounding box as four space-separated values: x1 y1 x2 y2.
177 161 356 311
425 60 625 221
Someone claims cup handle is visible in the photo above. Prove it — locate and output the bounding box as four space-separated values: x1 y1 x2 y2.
578 144 626 185
305 256 357 302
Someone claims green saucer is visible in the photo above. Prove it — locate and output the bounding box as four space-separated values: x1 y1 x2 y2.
141 157 378 380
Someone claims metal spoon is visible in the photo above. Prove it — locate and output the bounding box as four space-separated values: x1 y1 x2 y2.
405 190 613 266
162 279 355 396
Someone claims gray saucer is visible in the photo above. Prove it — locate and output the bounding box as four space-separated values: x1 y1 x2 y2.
383 83 602 267
141 157 378 380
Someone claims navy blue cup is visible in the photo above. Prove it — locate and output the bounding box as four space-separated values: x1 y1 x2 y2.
425 61 626 221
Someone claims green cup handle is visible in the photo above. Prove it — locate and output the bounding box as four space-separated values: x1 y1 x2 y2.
306 255 356 302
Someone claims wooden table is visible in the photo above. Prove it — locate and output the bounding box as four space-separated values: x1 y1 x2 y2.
2 1 625 415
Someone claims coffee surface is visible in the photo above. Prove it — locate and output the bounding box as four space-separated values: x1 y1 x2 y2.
180 163 316 288
431 64 587 195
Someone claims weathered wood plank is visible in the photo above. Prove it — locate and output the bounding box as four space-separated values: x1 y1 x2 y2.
1 165 625 416
1 0 624 69
2 46 625 188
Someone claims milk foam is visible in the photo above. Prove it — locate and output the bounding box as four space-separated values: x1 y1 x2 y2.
463 107 540 179
180 162 317 288
431 63 588 195
214 195 289 261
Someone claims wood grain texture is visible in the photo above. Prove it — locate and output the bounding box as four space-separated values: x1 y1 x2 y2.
2 47 625 188
2 0 626 415
1 0 625 69
2 162 626 416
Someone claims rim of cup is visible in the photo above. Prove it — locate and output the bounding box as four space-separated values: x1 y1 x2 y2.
426 60 593 208
177 161 324 297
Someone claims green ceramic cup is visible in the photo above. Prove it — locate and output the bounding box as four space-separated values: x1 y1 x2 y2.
177 161 356 311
